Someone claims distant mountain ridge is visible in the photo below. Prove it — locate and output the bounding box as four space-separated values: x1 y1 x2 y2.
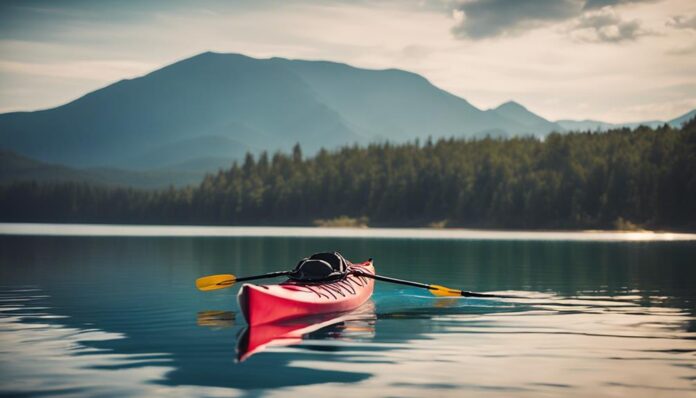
556 109 696 132
0 52 564 171
0 51 693 181
491 101 562 137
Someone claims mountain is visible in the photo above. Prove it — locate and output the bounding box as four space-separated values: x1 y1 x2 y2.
556 119 664 132
0 52 562 171
276 59 525 141
0 52 364 169
489 101 563 137
556 108 695 132
668 109 696 128
0 150 202 188
555 119 619 132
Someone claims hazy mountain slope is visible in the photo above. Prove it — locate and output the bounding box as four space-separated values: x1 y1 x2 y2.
556 119 664 132
669 109 696 128
555 119 617 132
278 59 518 140
0 150 85 184
557 108 695 132
490 101 563 137
125 135 248 170
0 150 202 188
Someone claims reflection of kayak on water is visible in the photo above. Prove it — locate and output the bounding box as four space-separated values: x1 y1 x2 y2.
237 300 376 361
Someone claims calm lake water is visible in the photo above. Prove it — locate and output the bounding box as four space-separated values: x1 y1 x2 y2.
1 225 695 397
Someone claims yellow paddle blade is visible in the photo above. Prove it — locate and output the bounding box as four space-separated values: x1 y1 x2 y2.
196 274 237 291
429 284 462 297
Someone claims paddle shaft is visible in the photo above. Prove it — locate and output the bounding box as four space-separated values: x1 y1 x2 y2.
352 271 506 298
234 270 293 283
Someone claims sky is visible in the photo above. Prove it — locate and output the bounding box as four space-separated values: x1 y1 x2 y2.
0 0 694 123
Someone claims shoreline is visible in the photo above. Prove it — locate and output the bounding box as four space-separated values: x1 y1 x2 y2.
1 222 695 241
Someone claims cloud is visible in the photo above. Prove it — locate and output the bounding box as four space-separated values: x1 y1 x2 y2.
666 43 696 56
667 15 696 30
450 0 582 39
570 8 651 42
449 0 653 40
582 0 653 10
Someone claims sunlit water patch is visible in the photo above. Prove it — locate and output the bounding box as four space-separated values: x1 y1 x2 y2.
2 223 696 241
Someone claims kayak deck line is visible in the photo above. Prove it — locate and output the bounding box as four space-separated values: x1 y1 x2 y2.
280 266 371 300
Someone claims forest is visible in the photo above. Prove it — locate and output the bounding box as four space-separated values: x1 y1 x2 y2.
1 119 695 230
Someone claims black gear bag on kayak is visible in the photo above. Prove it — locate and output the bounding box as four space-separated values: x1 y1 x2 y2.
290 252 348 282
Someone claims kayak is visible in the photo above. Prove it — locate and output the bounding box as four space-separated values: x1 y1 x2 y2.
237 259 375 326
237 300 376 361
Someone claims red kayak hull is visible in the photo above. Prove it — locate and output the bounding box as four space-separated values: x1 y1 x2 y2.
237 260 375 326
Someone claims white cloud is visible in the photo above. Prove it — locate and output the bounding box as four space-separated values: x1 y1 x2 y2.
448 0 654 40
569 8 652 42
666 14 696 30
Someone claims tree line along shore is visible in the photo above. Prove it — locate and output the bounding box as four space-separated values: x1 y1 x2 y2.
1 119 695 230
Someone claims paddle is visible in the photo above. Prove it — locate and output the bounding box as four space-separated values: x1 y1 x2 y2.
198 268 510 299
196 270 293 291
352 271 510 298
